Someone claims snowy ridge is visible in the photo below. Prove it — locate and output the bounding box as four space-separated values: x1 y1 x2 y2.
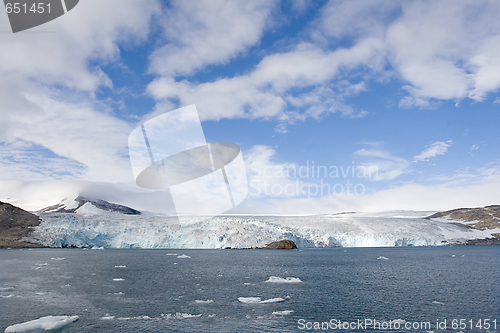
26 212 495 249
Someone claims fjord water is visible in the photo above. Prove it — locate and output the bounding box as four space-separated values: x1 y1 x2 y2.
1 247 498 332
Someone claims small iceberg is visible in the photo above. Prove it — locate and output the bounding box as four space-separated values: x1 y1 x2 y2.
4 315 79 332
260 297 285 304
195 300 214 304
35 263 48 266
113 278 124 281
432 301 444 305
177 254 190 259
166 253 178 256
377 256 389 260
238 297 261 303
265 276 302 283
175 313 202 319
273 310 294 315
114 265 126 268
101 315 115 320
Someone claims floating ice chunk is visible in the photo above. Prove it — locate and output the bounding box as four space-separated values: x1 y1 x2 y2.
35 292 45 295
273 310 294 315
452 255 456 257
114 265 126 268
35 263 48 266
432 301 444 305
166 253 179 256
238 297 261 303
175 313 202 319
285 295 291 300
101 315 115 320
4 315 79 332
113 278 124 281
265 276 302 283
114 292 124 295
260 297 285 304
377 256 389 260
207 314 216 318
243 283 252 285
177 254 190 259
461 255 465 257
195 300 214 304
50 258 65 261
1 294 15 298
0 287 14 292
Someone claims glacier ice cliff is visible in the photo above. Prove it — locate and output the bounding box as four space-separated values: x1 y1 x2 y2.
26 211 496 249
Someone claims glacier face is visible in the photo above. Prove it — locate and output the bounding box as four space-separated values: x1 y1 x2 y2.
27 209 492 249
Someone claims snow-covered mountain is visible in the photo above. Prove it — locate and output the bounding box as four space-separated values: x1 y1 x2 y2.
25 209 499 249
39 196 141 215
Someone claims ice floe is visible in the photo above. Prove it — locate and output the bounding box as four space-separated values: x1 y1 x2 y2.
273 310 294 315
195 300 214 304
177 254 190 258
112 278 124 281
260 297 285 304
114 265 126 268
166 253 178 256
377 256 389 260
265 276 302 283
101 315 115 320
4 315 79 332
35 263 48 266
432 301 444 305
238 297 261 303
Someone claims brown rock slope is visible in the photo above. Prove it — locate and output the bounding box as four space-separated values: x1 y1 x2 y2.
0 201 45 248
261 240 297 249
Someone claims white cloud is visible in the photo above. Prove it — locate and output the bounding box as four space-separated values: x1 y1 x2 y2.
147 39 382 123
149 0 277 77
354 148 410 181
385 1 500 105
413 140 452 162
244 145 307 198
0 0 160 182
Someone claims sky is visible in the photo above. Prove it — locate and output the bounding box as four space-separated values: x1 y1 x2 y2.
0 0 499 214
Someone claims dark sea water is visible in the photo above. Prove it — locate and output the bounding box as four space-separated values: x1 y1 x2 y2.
1 246 499 332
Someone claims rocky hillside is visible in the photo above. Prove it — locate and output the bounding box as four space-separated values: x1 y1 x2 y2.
0 201 45 248
426 205 500 240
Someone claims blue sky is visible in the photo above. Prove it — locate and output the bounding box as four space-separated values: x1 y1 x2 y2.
0 0 499 213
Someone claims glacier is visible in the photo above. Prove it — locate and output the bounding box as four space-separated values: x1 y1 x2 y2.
25 209 496 249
